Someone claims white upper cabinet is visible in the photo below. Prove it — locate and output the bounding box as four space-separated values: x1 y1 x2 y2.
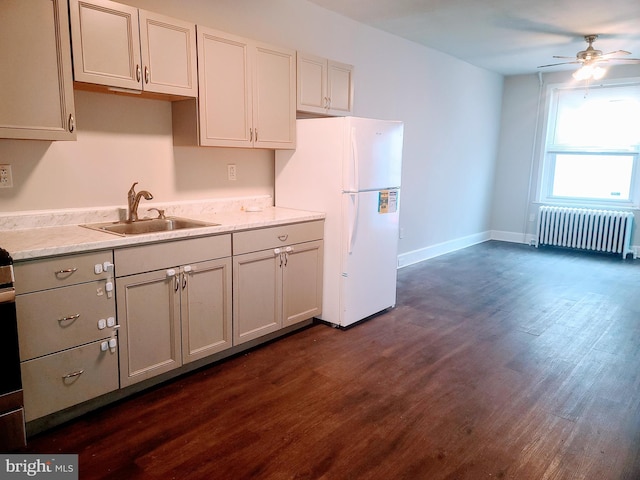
253 42 297 149
0 0 76 140
69 0 197 97
173 26 296 149
297 52 353 116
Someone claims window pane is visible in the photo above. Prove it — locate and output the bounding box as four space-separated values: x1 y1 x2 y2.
553 85 640 147
552 154 633 200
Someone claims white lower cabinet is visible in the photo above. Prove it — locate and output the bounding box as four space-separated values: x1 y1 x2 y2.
14 250 117 422
233 221 324 345
21 341 119 421
16 221 322 424
181 258 233 363
115 235 232 387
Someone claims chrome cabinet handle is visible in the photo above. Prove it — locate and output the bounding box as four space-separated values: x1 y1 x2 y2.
55 268 77 275
249 128 253 142
58 313 80 323
136 64 141 82
144 66 150 84
255 129 258 142
68 113 75 132
62 370 84 379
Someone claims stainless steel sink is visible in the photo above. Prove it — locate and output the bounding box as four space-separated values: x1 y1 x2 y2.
82 217 219 236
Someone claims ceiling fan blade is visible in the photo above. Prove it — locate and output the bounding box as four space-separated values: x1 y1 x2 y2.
552 55 577 59
608 58 640 62
602 50 632 57
537 61 580 68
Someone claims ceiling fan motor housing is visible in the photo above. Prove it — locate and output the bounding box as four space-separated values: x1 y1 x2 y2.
577 35 602 62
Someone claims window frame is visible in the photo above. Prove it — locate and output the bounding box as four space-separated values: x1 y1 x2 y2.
537 78 640 209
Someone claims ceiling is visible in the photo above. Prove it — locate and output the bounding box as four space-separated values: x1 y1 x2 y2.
307 0 640 76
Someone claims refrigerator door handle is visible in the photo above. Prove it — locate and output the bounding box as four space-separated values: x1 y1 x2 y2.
347 192 359 254
350 127 359 192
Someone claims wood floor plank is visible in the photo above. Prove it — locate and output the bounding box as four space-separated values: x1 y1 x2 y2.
22 241 640 479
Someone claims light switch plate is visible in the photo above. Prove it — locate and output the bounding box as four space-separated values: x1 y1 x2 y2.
227 164 237 181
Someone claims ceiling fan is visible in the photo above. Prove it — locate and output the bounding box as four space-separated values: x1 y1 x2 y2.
538 34 640 69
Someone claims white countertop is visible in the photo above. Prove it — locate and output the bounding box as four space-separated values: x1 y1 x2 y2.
1 206 325 261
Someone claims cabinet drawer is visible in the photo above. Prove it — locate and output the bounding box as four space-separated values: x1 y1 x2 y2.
21 339 119 422
14 251 113 294
115 234 231 277
16 281 116 361
233 221 324 255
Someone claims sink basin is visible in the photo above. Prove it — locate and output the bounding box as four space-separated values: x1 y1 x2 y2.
82 217 219 236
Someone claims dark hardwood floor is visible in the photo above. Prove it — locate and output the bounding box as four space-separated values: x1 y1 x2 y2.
23 241 640 479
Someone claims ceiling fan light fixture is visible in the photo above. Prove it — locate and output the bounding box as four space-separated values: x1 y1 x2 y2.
572 64 607 81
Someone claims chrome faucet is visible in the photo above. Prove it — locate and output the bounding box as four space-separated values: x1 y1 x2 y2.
127 182 153 222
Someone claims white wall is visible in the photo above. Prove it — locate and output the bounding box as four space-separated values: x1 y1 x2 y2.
492 64 640 245
0 0 504 263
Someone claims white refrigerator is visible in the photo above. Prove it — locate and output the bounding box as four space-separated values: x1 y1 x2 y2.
275 116 404 327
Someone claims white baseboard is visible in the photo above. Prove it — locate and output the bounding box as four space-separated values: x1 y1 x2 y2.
397 231 491 268
490 230 536 246
397 230 639 268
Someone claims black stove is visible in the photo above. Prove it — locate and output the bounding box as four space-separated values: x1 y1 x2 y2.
0 248 26 451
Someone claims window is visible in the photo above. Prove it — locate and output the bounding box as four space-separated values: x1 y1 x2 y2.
539 81 640 207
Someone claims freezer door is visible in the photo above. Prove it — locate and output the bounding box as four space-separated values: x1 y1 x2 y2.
340 189 400 327
344 118 404 192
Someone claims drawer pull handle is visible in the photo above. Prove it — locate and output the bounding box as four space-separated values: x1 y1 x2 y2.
58 313 81 323
55 268 77 275
62 370 84 379
278 234 288 242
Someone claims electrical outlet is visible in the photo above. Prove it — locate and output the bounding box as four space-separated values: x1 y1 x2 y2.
227 164 237 181
0 164 13 188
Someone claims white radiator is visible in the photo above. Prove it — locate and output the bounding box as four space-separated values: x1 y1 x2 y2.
536 206 634 258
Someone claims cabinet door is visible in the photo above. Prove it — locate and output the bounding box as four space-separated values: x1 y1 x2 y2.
181 259 232 363
233 249 282 345
69 0 142 90
327 60 354 116
282 241 324 327
117 269 181 387
0 0 76 140
253 42 296 149
197 26 252 147
296 52 327 115
139 10 197 97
